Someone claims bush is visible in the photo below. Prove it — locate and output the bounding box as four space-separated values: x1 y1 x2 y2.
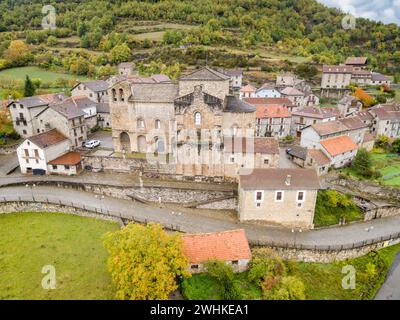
204 260 242 300
352 148 374 178
263 276 306 300
7 130 20 140
248 249 286 286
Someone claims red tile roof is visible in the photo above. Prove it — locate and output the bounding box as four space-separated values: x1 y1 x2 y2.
48 152 82 165
320 135 358 157
182 229 251 264
256 105 291 118
244 97 294 107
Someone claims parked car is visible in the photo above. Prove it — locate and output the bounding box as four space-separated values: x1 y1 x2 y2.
84 140 101 149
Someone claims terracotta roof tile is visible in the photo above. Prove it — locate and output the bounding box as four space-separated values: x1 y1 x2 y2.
320 135 358 157
308 149 330 166
182 229 251 264
256 105 291 118
48 152 81 165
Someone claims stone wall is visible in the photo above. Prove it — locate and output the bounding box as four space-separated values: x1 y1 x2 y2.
256 238 400 263
196 198 237 210
364 206 400 221
0 144 18 155
0 201 119 223
82 154 177 175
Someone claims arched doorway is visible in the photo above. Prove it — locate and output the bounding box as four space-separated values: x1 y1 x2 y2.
137 135 147 153
120 132 131 153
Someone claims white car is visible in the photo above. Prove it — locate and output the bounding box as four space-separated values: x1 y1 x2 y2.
84 140 101 149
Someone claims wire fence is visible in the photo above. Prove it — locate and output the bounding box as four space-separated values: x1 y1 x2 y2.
1 195 400 252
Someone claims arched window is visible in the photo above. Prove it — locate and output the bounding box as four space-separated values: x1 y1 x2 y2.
111 89 117 102
155 119 161 129
137 118 145 129
119 88 124 102
194 112 202 126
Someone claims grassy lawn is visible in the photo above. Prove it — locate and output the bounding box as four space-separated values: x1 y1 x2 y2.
0 212 119 300
314 190 364 228
182 244 400 300
341 149 400 187
0 66 91 82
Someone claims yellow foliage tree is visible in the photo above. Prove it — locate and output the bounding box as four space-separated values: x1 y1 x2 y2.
353 87 375 108
3 40 31 66
103 222 190 300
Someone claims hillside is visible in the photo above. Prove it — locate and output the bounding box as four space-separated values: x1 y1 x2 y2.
0 0 399 82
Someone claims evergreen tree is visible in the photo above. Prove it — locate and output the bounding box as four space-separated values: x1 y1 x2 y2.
352 148 373 178
23 75 35 97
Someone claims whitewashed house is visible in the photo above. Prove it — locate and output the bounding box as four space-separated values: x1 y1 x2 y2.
319 135 358 168
71 80 109 103
255 84 282 98
17 129 71 174
239 84 256 99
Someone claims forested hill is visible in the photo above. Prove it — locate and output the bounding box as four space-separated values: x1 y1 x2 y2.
0 0 399 73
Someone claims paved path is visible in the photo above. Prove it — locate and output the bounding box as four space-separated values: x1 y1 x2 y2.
0 153 18 175
1 185 400 248
375 252 400 300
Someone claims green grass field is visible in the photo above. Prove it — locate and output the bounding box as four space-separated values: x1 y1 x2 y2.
0 66 90 82
0 212 119 300
182 244 400 300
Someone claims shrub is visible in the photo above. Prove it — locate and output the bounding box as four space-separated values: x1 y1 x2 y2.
204 260 242 300
248 248 286 286
352 148 374 178
263 276 306 300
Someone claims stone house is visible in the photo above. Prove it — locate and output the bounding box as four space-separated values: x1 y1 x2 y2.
239 84 257 99
368 103 400 138
181 229 252 274
338 116 369 146
71 80 109 103
350 69 372 86
223 136 279 178
60 96 98 131
117 62 135 76
219 69 243 90
321 65 353 98
255 84 282 98
238 168 321 229
337 95 363 117
276 73 303 89
35 100 87 148
255 104 292 138
7 93 66 137
280 87 306 108
17 129 71 174
319 135 358 168
286 147 331 176
362 132 375 152
291 107 338 138
371 73 391 86
47 151 82 175
96 102 111 128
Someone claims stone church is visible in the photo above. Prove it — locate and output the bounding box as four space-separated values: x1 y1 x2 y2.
109 67 277 179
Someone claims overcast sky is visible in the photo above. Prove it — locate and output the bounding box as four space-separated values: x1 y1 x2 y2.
317 0 400 25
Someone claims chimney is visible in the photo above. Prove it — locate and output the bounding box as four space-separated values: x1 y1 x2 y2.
285 174 292 186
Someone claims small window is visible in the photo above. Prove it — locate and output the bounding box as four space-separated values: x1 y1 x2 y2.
232 260 239 266
255 191 264 202
52 165 57 170
64 165 70 170
191 265 199 270
275 191 284 202
230 156 235 163
155 119 161 129
297 191 305 202
23 130 27 135
264 159 269 165
194 112 202 126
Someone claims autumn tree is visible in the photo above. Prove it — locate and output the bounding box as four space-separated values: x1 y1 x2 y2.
353 88 375 107
103 222 190 300
3 40 32 66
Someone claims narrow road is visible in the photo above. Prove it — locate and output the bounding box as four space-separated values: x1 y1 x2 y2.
1 185 400 248
375 252 400 300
